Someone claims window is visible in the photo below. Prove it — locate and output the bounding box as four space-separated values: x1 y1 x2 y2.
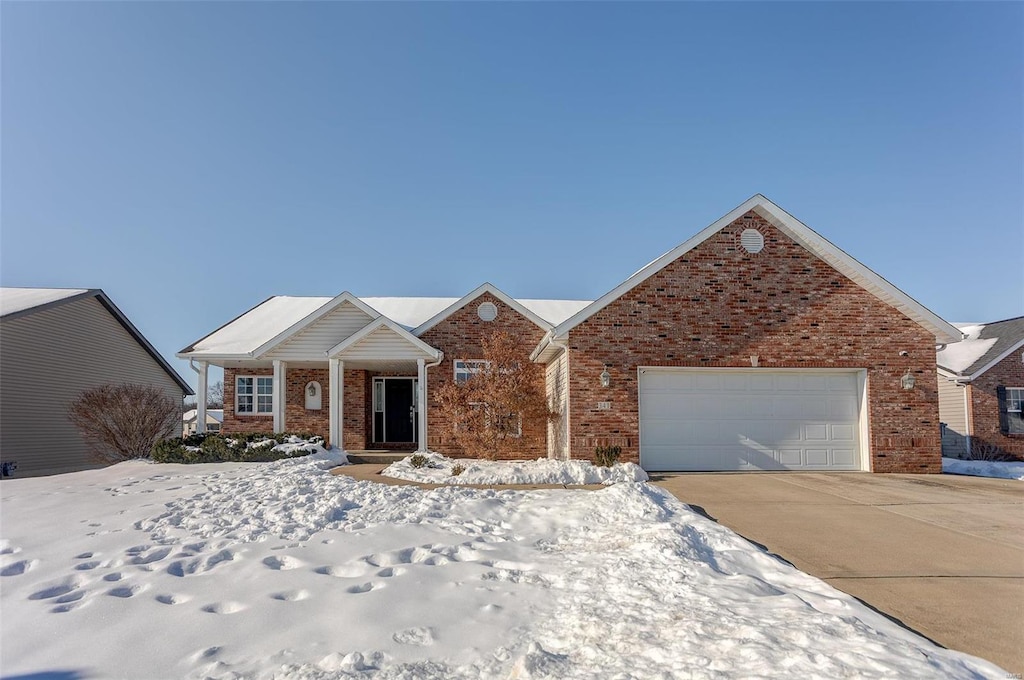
454 359 489 384
236 376 273 414
1007 387 1024 434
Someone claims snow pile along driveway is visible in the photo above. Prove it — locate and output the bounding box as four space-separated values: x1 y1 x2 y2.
943 457 1024 480
0 453 1005 679
381 452 648 485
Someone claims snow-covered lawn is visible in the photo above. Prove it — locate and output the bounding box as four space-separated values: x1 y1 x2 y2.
0 454 1004 679
381 452 648 485
943 456 1024 481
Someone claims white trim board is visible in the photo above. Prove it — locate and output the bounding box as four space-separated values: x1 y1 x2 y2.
252 292 382 359
326 316 442 360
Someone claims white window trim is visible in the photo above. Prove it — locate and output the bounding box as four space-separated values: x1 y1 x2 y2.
236 375 274 415
454 359 490 384
1007 387 1024 413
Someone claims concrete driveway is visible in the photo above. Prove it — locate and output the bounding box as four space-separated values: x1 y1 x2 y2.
650 472 1024 673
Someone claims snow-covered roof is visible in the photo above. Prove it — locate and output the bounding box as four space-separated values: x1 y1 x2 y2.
937 317 1024 378
0 288 91 318
180 294 593 357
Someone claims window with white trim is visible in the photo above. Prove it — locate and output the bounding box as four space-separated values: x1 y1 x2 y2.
1007 387 1024 434
236 376 274 415
465 402 522 438
454 360 489 384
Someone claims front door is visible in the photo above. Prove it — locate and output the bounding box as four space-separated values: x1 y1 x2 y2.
373 377 418 445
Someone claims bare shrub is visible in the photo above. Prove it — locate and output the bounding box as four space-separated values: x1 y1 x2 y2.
68 384 181 463
435 331 555 460
969 440 1013 462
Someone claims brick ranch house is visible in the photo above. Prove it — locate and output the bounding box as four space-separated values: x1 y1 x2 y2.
936 316 1024 461
178 195 963 473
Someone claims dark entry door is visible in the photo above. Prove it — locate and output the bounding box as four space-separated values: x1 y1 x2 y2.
384 379 415 443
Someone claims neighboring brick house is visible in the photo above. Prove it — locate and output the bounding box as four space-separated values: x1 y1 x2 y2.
178 195 962 473
936 316 1024 461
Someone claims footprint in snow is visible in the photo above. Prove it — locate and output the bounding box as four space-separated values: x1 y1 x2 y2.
108 584 145 598
392 627 435 646
0 541 21 556
155 593 190 605
103 572 124 582
314 564 372 578
75 561 101 571
376 567 404 578
1 559 36 577
75 552 94 559
262 555 304 570
131 547 172 565
345 582 383 594
201 601 246 614
29 577 84 601
270 589 311 602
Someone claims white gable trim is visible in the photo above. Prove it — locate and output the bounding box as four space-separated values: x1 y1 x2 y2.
412 282 553 335
251 292 381 359
327 316 442 359
544 194 962 346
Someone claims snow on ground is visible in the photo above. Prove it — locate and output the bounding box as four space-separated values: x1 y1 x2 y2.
381 452 648 486
0 455 1005 679
943 457 1024 481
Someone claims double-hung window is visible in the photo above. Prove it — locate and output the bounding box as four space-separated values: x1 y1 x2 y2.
236 376 273 415
454 360 489 384
1007 387 1024 434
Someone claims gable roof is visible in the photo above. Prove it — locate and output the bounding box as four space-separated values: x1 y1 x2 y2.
537 194 963 352
178 292 592 358
937 316 1024 379
2 287 193 395
250 292 381 359
326 316 441 360
412 283 554 335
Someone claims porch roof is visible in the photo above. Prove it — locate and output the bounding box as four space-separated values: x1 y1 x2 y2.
326 317 442 369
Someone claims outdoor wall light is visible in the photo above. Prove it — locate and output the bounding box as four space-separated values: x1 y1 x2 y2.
901 370 916 391
600 365 611 388
308 384 318 397
750 355 759 367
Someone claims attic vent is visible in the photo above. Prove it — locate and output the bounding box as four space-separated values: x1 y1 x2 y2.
740 229 765 254
478 302 498 322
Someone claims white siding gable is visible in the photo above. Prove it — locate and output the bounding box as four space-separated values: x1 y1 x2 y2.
338 326 435 361
264 301 373 360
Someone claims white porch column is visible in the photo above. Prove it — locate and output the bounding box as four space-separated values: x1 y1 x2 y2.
273 360 287 432
329 359 344 450
196 361 208 434
416 358 428 453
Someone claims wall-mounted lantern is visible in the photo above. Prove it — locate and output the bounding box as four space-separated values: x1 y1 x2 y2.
750 355 759 368
600 365 611 388
305 381 323 410
901 370 916 391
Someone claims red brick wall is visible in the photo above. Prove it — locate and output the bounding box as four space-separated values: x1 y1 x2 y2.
222 367 274 434
969 351 1024 461
565 211 942 473
223 366 365 449
420 292 548 460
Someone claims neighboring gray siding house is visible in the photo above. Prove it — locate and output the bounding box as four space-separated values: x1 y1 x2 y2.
1 288 193 477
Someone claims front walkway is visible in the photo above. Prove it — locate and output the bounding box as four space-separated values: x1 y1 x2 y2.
332 463 604 491
648 472 1024 673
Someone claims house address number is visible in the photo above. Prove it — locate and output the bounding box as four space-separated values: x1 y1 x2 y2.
597 402 612 410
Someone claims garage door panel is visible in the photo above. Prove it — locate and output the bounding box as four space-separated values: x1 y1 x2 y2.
639 369 863 472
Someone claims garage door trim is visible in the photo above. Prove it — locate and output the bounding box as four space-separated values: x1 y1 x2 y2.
637 367 870 472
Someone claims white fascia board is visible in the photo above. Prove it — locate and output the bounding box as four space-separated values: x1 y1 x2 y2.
529 330 568 364
412 282 553 335
937 366 968 382
251 292 381 359
548 194 963 345
965 336 1024 381
326 316 442 359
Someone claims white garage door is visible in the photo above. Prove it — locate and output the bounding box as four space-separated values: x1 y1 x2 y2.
639 369 864 471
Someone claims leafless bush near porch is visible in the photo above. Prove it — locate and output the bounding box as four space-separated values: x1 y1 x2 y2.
435 331 555 460
969 440 1013 462
68 383 181 463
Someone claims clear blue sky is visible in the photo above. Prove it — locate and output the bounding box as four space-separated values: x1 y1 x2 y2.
3 2 1022 392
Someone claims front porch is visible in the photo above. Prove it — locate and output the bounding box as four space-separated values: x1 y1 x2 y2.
194 316 443 453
